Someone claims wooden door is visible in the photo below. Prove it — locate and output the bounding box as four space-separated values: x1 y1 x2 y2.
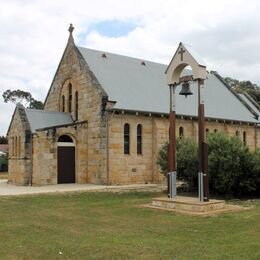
57 146 75 184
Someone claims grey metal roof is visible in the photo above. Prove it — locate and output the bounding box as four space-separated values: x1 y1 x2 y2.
238 94 260 117
78 47 258 123
25 109 73 133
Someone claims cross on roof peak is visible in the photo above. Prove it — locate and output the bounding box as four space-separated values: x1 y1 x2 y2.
68 23 74 35
178 47 185 61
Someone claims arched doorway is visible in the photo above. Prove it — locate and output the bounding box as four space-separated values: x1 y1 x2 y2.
57 135 75 184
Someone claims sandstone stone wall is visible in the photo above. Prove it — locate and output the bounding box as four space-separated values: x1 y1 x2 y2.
107 112 259 185
44 40 108 184
8 106 32 185
32 122 87 186
108 113 154 185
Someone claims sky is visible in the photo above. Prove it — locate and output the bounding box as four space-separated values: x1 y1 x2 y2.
1 0 260 135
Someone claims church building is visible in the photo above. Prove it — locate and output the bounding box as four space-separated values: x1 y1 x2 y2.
7 25 260 186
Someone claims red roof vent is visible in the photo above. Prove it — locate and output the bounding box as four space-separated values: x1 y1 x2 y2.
102 53 107 58
141 61 146 66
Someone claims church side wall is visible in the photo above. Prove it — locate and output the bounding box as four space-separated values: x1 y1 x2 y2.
8 108 32 185
108 114 153 184
108 113 258 185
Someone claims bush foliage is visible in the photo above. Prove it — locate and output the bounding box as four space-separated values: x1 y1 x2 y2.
157 133 260 196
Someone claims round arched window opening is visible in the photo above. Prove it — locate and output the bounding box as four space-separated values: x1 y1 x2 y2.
58 135 73 143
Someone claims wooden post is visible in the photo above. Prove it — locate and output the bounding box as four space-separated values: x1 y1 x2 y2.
168 84 176 196
198 79 209 201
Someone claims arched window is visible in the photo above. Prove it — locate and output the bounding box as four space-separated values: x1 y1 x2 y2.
75 91 78 121
68 84 72 113
179 126 184 138
235 130 240 137
14 136 17 157
62 95 65 112
137 124 142 155
58 135 73 143
124 123 130 154
18 136 21 157
206 128 210 134
214 129 218 133
243 131 247 146
12 137 14 157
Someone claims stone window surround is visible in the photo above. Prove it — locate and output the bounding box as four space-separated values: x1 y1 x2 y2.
137 124 142 155
124 123 130 155
60 79 79 121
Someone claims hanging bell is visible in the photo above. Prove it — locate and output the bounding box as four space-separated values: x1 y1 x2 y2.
179 81 193 98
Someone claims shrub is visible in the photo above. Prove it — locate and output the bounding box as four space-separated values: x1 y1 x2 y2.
157 138 198 189
176 138 198 189
207 133 258 196
157 133 260 196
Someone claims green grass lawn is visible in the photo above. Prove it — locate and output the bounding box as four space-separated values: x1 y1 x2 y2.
0 192 259 259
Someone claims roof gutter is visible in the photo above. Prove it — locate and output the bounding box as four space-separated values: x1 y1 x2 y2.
108 108 257 125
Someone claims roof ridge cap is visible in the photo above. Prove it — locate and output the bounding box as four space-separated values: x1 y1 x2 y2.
77 45 168 66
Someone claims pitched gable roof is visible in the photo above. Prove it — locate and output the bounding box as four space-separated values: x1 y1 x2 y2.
77 46 258 123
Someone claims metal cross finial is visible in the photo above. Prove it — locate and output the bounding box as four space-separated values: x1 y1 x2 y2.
68 23 74 35
178 47 185 61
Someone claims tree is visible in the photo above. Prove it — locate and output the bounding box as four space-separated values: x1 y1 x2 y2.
0 136 8 144
223 76 260 106
2 89 44 109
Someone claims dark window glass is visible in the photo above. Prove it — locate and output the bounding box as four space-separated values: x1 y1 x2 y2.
75 91 78 121
58 135 73 143
243 131 247 146
137 124 142 155
62 95 65 112
179 126 184 138
15 136 17 157
68 84 72 113
124 123 130 154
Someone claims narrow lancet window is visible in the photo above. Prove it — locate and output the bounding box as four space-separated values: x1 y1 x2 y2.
62 95 65 112
68 84 72 113
137 124 142 155
124 123 130 154
179 126 184 138
75 91 78 121
243 131 247 146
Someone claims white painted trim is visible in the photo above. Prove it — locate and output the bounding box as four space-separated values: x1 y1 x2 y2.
57 142 75 147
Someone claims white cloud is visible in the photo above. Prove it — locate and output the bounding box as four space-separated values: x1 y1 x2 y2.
0 0 260 135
